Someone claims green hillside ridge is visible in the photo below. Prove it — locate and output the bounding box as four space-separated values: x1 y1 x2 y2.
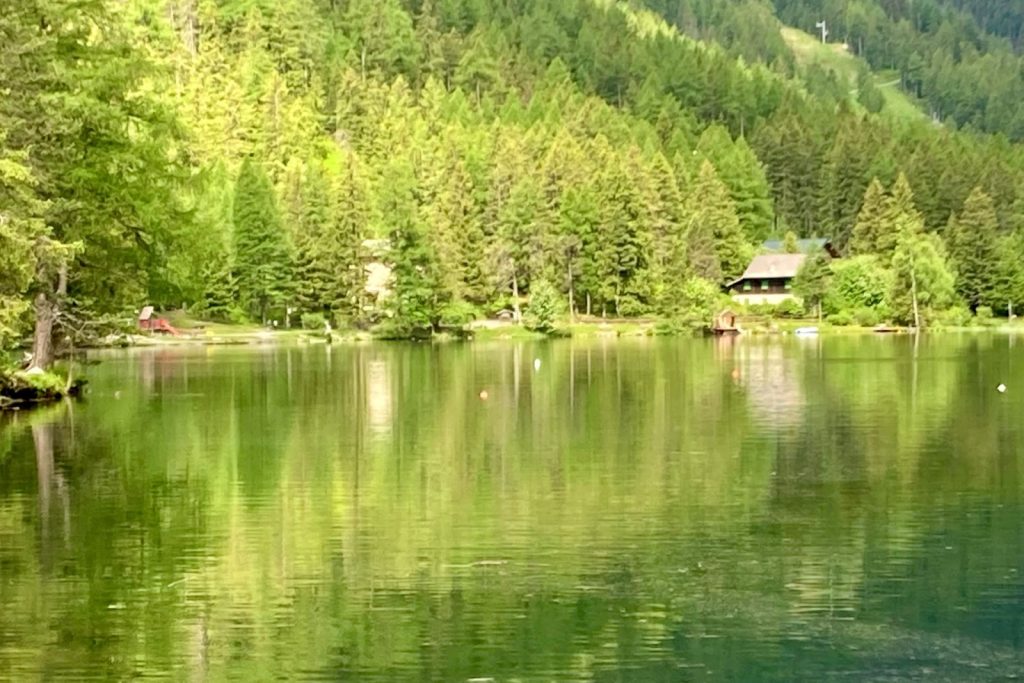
780 26 928 122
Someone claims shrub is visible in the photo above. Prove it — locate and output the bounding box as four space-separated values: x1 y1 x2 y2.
775 298 805 319
301 312 328 331
438 300 481 327
827 311 854 326
975 305 994 326
616 294 648 317
853 307 880 327
653 318 702 336
934 305 972 328
824 256 892 315
524 279 563 334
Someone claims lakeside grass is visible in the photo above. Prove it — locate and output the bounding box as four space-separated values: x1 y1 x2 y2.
99 310 1024 350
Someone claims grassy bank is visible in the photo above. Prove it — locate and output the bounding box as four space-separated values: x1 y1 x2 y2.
84 310 1024 351
0 368 84 411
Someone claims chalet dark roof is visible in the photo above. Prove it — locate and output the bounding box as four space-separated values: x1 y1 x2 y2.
762 237 832 254
727 254 806 287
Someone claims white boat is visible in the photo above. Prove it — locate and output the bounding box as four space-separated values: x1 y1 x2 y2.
794 326 819 336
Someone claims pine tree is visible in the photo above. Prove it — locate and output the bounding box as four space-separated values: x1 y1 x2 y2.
696 125 773 243
292 162 333 314
884 173 922 254
849 178 889 255
946 186 1000 310
379 157 438 335
599 151 653 315
233 160 294 324
686 160 750 282
328 155 372 322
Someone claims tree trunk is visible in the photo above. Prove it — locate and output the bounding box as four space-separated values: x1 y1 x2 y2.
567 260 575 320
511 269 521 324
30 263 68 372
910 267 921 331
586 293 592 317
30 292 56 371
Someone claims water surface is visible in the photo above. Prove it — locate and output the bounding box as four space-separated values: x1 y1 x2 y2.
2 336 1023 680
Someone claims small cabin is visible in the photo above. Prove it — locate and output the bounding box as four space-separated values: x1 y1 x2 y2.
138 306 156 330
727 254 806 305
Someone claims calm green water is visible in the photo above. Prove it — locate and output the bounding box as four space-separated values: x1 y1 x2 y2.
2 336 1023 681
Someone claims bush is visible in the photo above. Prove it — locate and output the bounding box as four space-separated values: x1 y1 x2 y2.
932 305 972 329
438 300 481 327
653 318 702 336
975 305 994 326
775 298 804 319
853 307 880 327
827 311 854 327
747 303 774 317
524 280 563 334
824 256 892 315
616 294 648 317
301 312 328 331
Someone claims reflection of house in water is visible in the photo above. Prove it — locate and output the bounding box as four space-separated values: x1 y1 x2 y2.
366 359 392 436
719 337 807 427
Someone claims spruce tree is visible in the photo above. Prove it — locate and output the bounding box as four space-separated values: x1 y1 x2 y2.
380 158 438 335
233 160 294 324
292 162 333 314
327 155 373 322
849 178 888 255
947 186 1000 311
687 160 750 282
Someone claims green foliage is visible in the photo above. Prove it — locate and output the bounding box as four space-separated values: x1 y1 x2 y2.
438 300 481 328
947 187 1000 311
792 249 831 314
853 307 881 327
975 306 995 326
827 311 854 327
824 256 892 315
687 160 751 282
380 158 438 337
935 305 973 329
775 298 805 319
890 229 956 326
782 231 799 253
300 312 327 331
233 160 294 323
3 0 1024 345
524 279 563 335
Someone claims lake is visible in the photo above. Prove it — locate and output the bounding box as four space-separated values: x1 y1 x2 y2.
1 336 1023 681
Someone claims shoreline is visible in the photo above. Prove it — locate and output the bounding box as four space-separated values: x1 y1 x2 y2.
82 319 1024 350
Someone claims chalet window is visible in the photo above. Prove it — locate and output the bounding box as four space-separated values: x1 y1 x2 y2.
785 281 792 290
743 282 752 291
761 280 769 291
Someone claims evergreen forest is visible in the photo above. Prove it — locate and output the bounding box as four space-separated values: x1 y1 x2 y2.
5 0 1024 357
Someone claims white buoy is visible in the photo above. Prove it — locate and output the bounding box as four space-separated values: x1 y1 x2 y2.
998 383 1007 393
534 358 541 371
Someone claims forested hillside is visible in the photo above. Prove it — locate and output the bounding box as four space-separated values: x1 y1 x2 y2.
650 0 1024 138
3 0 1024 358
